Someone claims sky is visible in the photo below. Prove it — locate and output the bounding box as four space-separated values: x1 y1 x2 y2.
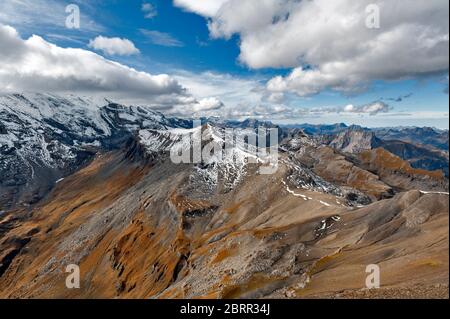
0 0 449 128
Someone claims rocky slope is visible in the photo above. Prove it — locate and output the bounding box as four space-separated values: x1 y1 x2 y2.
322 126 449 177
293 124 449 176
281 130 447 201
327 126 383 154
358 148 448 192
374 127 449 152
0 93 191 210
288 124 449 152
0 93 448 299
380 139 449 176
0 135 447 298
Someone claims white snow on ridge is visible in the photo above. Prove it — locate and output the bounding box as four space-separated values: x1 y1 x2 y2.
282 179 340 208
0 93 188 183
319 200 331 207
138 124 279 191
282 180 308 200
420 190 449 196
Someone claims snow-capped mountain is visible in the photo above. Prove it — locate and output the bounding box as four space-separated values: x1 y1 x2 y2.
0 93 191 209
0 93 281 208
1 93 448 211
0 93 449 300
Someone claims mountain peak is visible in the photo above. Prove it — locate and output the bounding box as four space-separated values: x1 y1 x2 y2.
329 127 380 154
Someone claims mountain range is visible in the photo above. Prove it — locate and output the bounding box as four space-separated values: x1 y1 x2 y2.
0 93 448 298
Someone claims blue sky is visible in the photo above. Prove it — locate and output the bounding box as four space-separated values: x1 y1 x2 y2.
0 0 448 128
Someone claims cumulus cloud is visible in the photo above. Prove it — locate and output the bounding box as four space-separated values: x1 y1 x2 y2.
172 97 225 115
221 103 292 120
0 24 184 104
173 0 229 17
0 24 228 115
173 71 269 116
88 36 140 56
172 70 392 119
192 97 224 112
140 29 184 47
174 71 264 104
205 100 391 121
316 101 392 116
142 2 158 19
267 92 285 104
176 0 449 96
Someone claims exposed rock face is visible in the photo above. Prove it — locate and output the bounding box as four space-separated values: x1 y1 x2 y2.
358 148 448 192
289 124 449 153
308 147 394 200
0 93 448 299
281 130 447 201
287 124 449 177
285 123 349 135
0 142 447 298
0 122 7 134
374 127 449 152
380 140 449 177
0 93 191 210
328 126 382 154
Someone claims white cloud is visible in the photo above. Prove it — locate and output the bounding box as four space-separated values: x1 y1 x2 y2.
267 92 285 104
176 0 449 97
222 103 292 120
0 24 229 115
173 0 229 17
0 24 183 104
173 71 267 115
174 71 263 102
172 97 224 115
88 36 140 56
219 100 391 121
140 29 184 47
346 101 390 115
171 71 392 119
0 22 395 121
312 101 392 116
192 97 224 112
142 2 157 19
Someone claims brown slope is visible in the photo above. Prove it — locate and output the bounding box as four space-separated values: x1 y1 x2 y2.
358 148 448 192
310 147 393 200
290 190 449 299
292 141 447 200
0 148 448 299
